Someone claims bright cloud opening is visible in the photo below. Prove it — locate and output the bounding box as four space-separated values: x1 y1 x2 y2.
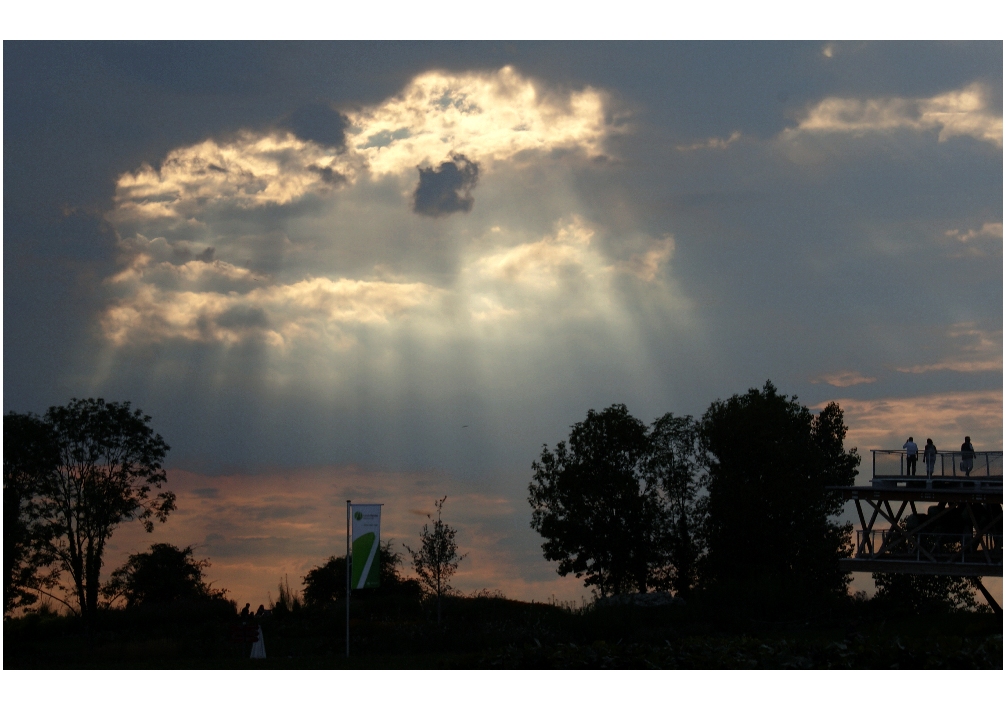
99 68 681 358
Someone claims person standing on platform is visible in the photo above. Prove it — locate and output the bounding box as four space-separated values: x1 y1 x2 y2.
961 436 975 476
903 436 919 476
923 438 938 477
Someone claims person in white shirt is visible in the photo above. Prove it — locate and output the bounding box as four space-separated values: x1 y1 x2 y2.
903 437 919 476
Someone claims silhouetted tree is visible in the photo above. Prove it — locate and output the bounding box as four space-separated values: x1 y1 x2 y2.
528 404 664 596
33 399 175 622
699 382 859 604
4 413 60 614
404 497 467 623
871 573 984 614
645 412 702 596
103 543 221 607
303 540 418 606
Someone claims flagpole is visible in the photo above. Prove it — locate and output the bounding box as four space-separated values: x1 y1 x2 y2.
346 499 351 659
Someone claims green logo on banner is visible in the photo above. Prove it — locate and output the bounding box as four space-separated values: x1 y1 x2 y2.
351 532 381 588
354 511 363 521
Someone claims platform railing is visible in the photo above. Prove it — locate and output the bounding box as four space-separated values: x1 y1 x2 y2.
856 528 1003 565
872 449 1003 479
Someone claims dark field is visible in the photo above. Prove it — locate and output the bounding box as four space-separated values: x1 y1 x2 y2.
5 592 1001 669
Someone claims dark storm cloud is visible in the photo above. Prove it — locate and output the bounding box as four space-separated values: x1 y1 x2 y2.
412 154 480 217
282 102 349 149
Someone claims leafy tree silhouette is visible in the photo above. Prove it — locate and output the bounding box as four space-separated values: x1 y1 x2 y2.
529 404 665 596
303 540 418 607
103 543 223 607
645 412 703 597
404 497 467 623
871 572 984 614
32 399 175 625
4 412 60 615
698 382 859 607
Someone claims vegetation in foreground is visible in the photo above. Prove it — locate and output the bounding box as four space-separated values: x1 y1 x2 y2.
6 384 1000 669
5 539 1000 670
5 588 1001 669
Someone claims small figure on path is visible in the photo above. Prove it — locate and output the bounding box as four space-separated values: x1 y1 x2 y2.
240 602 251 619
961 436 975 476
903 436 919 476
923 438 938 476
255 604 267 617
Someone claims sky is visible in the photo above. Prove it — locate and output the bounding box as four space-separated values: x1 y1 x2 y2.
4 41 1002 609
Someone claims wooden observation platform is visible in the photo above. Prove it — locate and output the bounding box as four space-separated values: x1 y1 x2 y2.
828 449 1003 612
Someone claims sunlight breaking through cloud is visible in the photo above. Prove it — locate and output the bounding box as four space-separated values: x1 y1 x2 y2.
99 67 682 360
348 66 612 175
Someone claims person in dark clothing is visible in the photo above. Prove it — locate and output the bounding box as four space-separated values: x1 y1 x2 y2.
961 436 975 476
923 438 938 476
240 602 252 619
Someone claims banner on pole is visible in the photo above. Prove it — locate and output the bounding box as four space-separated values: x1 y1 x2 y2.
350 504 382 589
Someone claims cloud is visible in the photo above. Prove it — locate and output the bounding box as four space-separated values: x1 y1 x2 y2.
787 82 1003 147
812 370 877 387
894 322 1001 375
676 131 741 151
101 212 679 351
281 101 349 149
945 221 1003 243
823 390 1002 466
111 132 359 223
614 237 674 282
103 270 442 348
99 67 661 354
412 154 480 216
347 66 612 176
109 66 609 229
896 360 1001 374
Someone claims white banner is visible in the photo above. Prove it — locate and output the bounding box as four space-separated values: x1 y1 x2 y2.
350 504 382 589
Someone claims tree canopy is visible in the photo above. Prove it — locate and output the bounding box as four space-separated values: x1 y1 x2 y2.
529 387 861 604
871 573 983 615
699 381 859 601
104 543 221 607
529 404 665 596
644 412 702 596
4 413 60 614
302 540 418 606
31 398 175 619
